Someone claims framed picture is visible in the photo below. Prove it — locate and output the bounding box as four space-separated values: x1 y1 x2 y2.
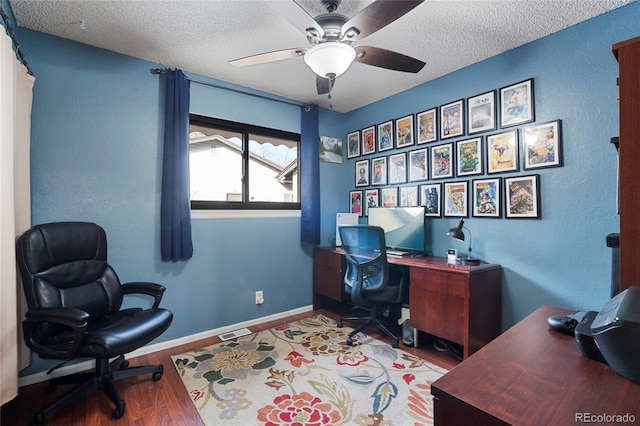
420 183 441 217
408 148 428 182
444 181 468 217
505 174 540 218
500 78 535 128
377 120 394 152
355 159 369 187
440 99 464 139
457 137 483 176
417 108 437 144
350 190 363 216
430 143 454 179
487 130 519 174
320 136 343 163
396 114 414 148
472 178 501 218
362 126 376 155
381 187 398 207
522 120 563 170
371 156 387 185
388 152 407 184
364 188 379 216
347 131 360 158
467 90 496 134
400 186 419 206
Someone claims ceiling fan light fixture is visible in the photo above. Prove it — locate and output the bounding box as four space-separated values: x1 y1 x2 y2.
304 42 356 78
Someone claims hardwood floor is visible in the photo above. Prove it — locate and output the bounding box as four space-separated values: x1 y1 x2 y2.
1 308 459 426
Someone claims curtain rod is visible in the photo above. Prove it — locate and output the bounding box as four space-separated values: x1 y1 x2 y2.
1 7 33 75
152 68 306 109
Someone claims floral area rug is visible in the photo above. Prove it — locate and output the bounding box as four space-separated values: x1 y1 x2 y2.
172 314 447 425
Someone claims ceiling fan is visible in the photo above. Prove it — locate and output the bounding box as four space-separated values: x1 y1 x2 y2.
229 0 426 97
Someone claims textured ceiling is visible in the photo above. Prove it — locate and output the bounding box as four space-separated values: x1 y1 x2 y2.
9 0 634 112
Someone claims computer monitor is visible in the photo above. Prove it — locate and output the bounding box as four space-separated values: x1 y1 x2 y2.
367 206 425 253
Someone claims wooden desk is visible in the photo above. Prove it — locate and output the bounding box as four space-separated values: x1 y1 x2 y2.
431 305 640 425
312 247 502 359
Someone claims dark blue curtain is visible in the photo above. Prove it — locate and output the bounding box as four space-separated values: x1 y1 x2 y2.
301 104 320 245
161 69 193 261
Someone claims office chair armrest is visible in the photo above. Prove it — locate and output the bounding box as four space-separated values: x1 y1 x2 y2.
23 308 89 359
122 282 167 308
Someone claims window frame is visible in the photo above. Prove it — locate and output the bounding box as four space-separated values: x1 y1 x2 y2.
189 114 301 211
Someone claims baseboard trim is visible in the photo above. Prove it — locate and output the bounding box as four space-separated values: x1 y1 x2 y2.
18 305 314 388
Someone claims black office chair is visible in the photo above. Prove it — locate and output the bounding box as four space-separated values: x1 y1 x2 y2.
336 225 408 348
16 222 174 425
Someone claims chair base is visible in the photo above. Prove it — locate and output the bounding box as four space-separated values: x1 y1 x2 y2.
337 307 400 348
32 355 164 426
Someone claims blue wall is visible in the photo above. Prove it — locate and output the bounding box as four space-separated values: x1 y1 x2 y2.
9 1 639 375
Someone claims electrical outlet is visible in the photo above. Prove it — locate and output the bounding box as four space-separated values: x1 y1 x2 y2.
255 290 264 305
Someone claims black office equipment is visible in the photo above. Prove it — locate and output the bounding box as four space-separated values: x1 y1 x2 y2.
16 222 174 424
591 286 640 383
574 311 607 363
336 225 408 348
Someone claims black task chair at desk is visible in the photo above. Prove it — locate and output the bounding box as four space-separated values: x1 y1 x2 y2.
336 225 408 348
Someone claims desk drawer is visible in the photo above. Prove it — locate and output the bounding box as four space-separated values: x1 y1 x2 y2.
411 268 467 297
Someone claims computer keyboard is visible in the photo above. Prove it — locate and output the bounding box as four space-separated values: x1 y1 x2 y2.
386 249 408 256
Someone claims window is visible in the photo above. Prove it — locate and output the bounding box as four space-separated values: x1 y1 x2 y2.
189 114 300 210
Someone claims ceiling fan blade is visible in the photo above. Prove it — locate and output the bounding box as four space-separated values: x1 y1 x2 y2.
229 48 306 67
316 76 333 95
355 46 425 73
264 0 325 40
341 0 424 41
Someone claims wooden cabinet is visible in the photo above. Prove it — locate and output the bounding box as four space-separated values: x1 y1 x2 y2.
613 36 640 293
409 263 502 359
312 247 502 358
312 247 346 308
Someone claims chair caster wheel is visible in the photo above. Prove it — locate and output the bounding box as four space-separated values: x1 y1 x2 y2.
112 401 125 419
392 339 399 349
152 365 164 382
336 320 343 328
346 337 354 346
120 359 130 369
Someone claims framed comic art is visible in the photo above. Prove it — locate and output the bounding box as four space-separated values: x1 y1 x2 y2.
377 120 394 152
371 156 387 185
347 131 360 159
381 187 398 207
430 143 454 179
500 78 535 128
400 186 419 207
444 181 468 217
362 126 376 155
417 108 437 144
388 152 407 184
467 90 496 134
408 148 428 182
505 174 540 218
440 99 464 139
522 120 563 170
355 159 369 187
350 190 363 216
396 114 414 148
420 183 441 217
472 178 501 218
364 188 379 216
487 130 518 174
457 137 483 176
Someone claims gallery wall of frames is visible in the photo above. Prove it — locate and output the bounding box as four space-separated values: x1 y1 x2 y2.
346 78 563 220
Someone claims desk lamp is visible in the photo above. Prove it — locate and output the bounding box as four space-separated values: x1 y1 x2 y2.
446 219 480 263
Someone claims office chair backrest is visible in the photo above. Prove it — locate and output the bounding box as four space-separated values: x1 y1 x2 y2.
17 222 124 319
338 225 389 294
